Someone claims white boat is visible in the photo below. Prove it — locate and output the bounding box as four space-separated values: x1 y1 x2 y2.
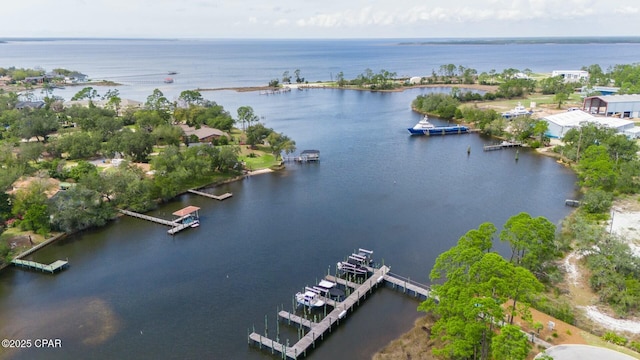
407 115 469 136
501 102 532 119
295 290 325 308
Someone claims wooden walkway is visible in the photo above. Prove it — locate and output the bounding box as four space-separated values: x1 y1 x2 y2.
120 209 197 235
278 311 316 329
384 272 432 299
324 275 359 289
12 259 68 273
249 266 389 359
119 209 178 227
483 141 522 151
187 189 233 201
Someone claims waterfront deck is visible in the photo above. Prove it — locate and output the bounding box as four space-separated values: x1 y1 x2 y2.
12 259 68 273
249 266 389 359
187 189 233 201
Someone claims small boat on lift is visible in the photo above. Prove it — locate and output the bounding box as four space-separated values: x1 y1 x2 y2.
296 290 325 308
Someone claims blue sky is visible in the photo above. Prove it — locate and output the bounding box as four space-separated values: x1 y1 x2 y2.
4 0 640 38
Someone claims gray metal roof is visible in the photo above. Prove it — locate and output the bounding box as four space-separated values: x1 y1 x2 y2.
588 94 640 103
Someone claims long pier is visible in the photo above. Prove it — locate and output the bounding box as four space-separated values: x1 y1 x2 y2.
119 209 178 227
119 209 196 235
249 266 393 359
187 189 233 201
12 259 68 273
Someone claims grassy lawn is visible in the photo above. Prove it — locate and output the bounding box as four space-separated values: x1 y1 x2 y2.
240 151 277 170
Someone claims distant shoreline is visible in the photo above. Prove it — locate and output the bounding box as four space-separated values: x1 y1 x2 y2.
197 83 499 93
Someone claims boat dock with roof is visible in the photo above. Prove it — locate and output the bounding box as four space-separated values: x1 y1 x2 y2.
247 249 432 359
119 206 201 235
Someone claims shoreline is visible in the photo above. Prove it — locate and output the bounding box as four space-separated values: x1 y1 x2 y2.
0 167 275 273
197 82 499 93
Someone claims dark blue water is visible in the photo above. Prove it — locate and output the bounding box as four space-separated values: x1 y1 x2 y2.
0 40 585 360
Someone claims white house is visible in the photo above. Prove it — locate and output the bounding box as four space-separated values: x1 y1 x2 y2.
551 70 589 82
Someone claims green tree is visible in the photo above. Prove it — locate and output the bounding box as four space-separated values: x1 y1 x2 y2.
577 145 617 190
71 86 99 102
49 185 115 233
145 89 172 119
237 106 259 132
500 212 557 279
104 128 154 162
491 324 531 360
177 90 204 106
245 123 272 147
266 131 296 160
11 180 52 236
15 110 59 142
56 132 102 159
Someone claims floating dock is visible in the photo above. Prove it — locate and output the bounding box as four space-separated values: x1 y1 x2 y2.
12 259 68 274
187 189 233 201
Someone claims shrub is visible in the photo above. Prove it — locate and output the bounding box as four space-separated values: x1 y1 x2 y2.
602 331 627 346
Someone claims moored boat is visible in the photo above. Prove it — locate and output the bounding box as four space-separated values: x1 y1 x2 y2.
407 115 469 136
164 77 174 84
501 102 533 119
295 290 325 308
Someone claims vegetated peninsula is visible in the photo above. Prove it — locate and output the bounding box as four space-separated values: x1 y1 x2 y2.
0 68 296 267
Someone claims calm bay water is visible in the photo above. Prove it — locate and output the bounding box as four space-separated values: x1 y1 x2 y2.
0 38 620 359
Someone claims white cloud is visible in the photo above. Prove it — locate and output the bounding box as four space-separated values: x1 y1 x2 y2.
0 0 639 38
615 6 639 14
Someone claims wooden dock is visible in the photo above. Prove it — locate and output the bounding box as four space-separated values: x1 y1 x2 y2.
12 259 68 273
119 209 178 227
483 141 522 151
120 209 199 235
187 189 233 201
278 311 317 329
249 266 389 359
384 272 432 299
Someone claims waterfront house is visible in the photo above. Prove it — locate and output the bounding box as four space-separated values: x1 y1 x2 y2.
178 124 229 143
